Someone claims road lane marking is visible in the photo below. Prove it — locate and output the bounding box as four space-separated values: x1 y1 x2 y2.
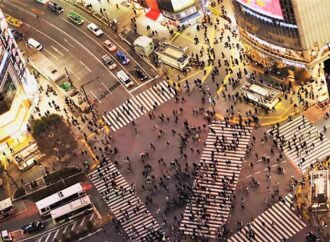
89 212 95 221
101 81 112 94
50 45 64 56
42 231 52 242
130 75 158 93
90 90 101 103
3 2 69 52
44 49 59 60
80 216 86 226
64 38 75 48
63 225 69 234
60 17 134 98
80 60 92 72
52 229 60 241
71 221 77 231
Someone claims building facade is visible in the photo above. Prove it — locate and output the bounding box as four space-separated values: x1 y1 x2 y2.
0 9 38 152
232 0 330 70
136 0 202 25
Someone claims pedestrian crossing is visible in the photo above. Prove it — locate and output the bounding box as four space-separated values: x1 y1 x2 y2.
180 121 252 239
103 80 176 131
268 115 330 172
89 159 165 242
228 193 306 242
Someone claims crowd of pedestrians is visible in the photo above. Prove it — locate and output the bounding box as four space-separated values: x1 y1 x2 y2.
24 0 330 240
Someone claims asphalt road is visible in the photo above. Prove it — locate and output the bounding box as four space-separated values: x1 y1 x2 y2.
1 0 157 103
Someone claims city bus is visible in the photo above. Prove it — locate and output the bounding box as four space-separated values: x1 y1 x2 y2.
35 183 85 216
50 196 94 223
0 198 16 219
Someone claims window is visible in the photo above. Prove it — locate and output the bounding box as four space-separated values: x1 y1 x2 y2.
0 73 16 115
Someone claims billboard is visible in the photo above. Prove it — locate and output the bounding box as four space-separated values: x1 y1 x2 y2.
237 0 283 19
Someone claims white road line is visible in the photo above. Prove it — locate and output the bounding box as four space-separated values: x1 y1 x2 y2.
90 90 101 103
89 213 95 221
130 76 157 93
60 17 133 98
64 38 75 48
63 225 70 234
101 81 112 94
80 216 86 226
104 31 152 78
43 231 52 242
50 45 64 56
44 49 58 60
80 60 92 72
3 4 69 53
71 221 77 231
52 229 60 241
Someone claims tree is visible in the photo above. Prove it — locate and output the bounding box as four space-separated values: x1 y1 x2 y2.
30 114 78 159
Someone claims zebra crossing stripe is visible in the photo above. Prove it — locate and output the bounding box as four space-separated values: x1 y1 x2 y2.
268 115 330 172
180 122 252 239
102 80 175 132
228 194 306 242
89 160 165 241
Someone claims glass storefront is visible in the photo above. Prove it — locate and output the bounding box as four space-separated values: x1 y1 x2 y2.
0 72 17 115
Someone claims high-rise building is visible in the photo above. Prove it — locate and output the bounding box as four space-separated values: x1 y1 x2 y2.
0 9 38 151
232 0 330 70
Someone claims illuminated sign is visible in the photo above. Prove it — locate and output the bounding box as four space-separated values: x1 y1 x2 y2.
237 0 283 19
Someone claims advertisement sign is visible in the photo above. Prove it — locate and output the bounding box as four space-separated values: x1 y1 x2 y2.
237 0 283 19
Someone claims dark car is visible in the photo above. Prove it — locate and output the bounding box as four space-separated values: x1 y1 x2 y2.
306 232 321 242
22 221 44 234
12 30 25 41
47 2 64 14
133 66 147 81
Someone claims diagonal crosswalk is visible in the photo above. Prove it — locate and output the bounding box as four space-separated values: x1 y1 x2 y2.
268 115 330 172
228 193 306 242
103 80 176 131
180 121 252 239
89 159 165 242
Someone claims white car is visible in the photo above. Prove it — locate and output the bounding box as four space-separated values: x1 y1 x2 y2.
103 40 117 52
101 54 117 70
117 70 134 88
27 38 43 51
87 23 103 36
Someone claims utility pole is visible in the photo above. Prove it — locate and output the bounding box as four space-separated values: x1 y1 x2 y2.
80 76 99 117
64 67 74 87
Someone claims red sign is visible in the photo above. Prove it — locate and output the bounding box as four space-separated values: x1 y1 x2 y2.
237 0 283 19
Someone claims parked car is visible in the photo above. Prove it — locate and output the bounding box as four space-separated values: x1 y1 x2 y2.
87 23 103 36
305 232 321 242
133 66 147 81
101 54 117 70
116 51 130 65
117 70 134 88
103 40 116 52
12 30 25 41
22 221 44 234
68 11 84 25
47 2 64 14
27 38 43 51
